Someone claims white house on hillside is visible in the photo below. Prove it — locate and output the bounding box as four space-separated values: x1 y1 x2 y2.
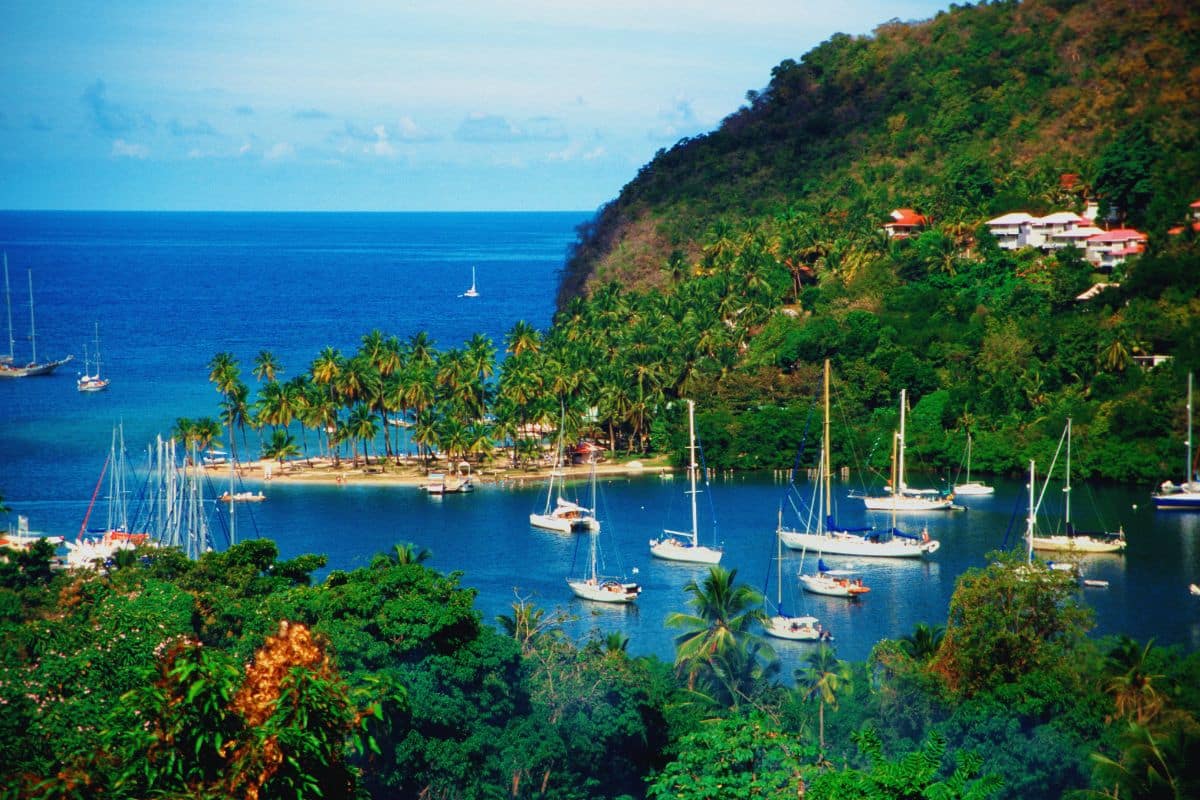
984 212 1037 249
1085 229 1148 270
1028 212 1087 248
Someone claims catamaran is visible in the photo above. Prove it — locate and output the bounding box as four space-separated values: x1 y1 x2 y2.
649 399 723 564
0 258 73 378
463 266 480 298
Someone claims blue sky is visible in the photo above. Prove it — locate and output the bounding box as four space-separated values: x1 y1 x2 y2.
1 1 949 212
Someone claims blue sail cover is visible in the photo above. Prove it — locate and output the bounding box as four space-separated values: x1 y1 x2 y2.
818 558 830 573
827 515 873 533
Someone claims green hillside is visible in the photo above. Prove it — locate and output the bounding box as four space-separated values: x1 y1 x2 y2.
545 0 1200 484
561 0 1200 298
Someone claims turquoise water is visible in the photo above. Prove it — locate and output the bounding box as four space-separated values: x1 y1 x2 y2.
2 211 1199 668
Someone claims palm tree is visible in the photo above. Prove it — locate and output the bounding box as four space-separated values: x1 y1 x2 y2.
798 644 853 753
388 542 431 565
898 622 946 662
310 346 344 402
345 403 379 466
252 350 282 383
665 567 768 700
1090 721 1189 800
505 320 542 357
1103 636 1166 725
407 331 437 369
262 429 300 468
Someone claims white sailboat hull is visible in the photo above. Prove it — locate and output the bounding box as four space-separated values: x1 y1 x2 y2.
779 528 937 558
77 377 110 392
1153 485 1200 510
0 355 72 377
649 536 722 564
861 492 954 511
566 577 640 603
953 482 994 496
799 572 870 598
764 614 824 641
1030 534 1126 553
530 513 597 533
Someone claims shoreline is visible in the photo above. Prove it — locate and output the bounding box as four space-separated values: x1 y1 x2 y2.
208 455 674 488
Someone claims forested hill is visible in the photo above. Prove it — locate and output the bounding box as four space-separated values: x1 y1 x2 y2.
558 0 1200 302
536 0 1200 484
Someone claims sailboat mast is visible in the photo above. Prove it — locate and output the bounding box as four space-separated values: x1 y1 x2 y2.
1188 372 1194 486
229 432 237 546
3 254 13 362
776 506 783 609
823 359 832 515
26 270 36 365
897 388 907 492
1070 417 1080 527
1026 460 1035 565
687 399 698 548
966 435 972 483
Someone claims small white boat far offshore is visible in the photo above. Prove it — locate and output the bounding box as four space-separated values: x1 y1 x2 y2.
462 266 480 298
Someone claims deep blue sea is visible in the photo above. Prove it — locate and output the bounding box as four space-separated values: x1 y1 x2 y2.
2 211 1199 671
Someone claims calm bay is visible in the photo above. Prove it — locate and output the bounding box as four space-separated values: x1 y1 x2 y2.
1 211 1198 672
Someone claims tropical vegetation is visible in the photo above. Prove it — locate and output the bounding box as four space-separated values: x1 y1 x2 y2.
3 538 1200 799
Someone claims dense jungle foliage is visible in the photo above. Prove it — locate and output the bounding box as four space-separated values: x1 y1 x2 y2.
546 0 1200 485
3 539 1199 799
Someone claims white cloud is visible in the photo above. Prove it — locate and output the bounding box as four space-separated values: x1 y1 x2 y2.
111 138 149 158
367 124 394 156
650 97 702 140
238 142 252 155
396 115 437 142
264 142 295 161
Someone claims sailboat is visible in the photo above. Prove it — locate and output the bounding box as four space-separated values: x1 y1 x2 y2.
764 508 826 640
66 424 151 567
780 360 940 558
77 322 110 392
530 420 598 533
0 514 64 550
567 460 641 603
796 471 870 598
463 266 480 298
953 434 993 495
0 260 73 378
649 399 723 564
1030 418 1126 554
857 389 954 511
1153 372 1200 510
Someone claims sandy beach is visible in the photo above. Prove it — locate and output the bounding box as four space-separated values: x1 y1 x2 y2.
208 454 674 489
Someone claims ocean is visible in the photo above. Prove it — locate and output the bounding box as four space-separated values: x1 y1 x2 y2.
2 211 1199 669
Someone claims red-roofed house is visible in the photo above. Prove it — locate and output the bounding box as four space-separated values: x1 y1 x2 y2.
1085 229 1147 270
883 209 928 239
